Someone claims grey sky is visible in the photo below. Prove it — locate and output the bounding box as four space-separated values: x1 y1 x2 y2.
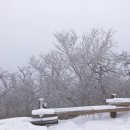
0 0 130 72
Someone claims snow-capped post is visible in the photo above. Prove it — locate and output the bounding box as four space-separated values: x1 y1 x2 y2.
39 98 45 109
39 98 47 109
110 93 118 99
110 93 118 118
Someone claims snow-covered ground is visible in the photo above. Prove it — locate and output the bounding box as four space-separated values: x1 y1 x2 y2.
0 112 130 130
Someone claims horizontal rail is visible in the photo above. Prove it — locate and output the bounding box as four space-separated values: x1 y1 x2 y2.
53 105 129 116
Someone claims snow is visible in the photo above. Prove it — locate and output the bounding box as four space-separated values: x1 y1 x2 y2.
0 116 58 125
32 108 54 117
0 117 47 130
1 112 130 130
111 93 118 96
0 122 47 130
39 98 44 101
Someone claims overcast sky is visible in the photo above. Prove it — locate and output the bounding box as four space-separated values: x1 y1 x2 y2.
0 0 130 72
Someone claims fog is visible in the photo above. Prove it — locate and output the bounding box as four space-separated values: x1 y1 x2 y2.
0 0 130 72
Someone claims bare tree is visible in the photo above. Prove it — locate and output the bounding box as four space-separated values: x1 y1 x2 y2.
54 29 116 104
0 69 14 99
1 29 130 118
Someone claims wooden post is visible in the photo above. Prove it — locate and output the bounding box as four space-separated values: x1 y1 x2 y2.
110 93 118 118
39 98 45 109
44 102 47 108
110 93 118 99
39 98 47 109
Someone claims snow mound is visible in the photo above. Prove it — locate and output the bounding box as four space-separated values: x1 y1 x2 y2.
0 122 47 130
1 112 130 130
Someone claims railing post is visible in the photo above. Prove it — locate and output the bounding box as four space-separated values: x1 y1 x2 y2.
39 98 45 109
110 93 118 118
110 93 118 99
39 98 47 109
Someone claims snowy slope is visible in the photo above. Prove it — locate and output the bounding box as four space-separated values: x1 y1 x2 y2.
0 112 130 130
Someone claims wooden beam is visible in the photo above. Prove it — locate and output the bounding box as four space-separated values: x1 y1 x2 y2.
53 105 129 116
30 116 58 125
106 98 130 106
